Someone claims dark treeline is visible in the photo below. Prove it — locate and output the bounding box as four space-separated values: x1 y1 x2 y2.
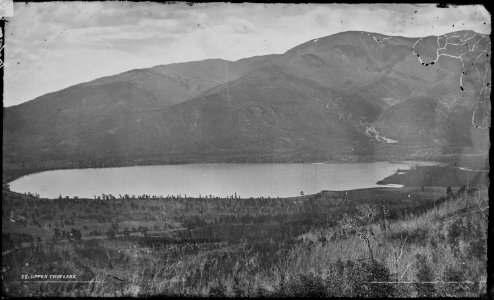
2 184 471 254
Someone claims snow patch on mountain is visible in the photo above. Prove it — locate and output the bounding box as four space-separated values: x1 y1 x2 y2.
364 125 399 144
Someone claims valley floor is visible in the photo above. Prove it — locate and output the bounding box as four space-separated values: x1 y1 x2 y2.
1 183 488 297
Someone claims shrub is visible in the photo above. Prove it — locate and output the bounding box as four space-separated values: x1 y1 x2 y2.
447 220 462 246
325 259 393 297
441 264 471 296
355 259 394 298
414 254 435 297
208 282 227 297
324 259 344 296
286 273 327 297
274 273 288 297
232 275 244 297
255 286 270 297
468 223 486 262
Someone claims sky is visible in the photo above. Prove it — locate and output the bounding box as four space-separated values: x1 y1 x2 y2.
3 3 491 107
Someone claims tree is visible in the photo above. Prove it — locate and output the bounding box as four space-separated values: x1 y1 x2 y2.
446 186 455 199
138 226 148 237
53 228 61 241
35 237 43 255
380 205 390 240
338 204 379 261
414 254 435 297
70 228 82 242
107 228 116 240
111 220 119 233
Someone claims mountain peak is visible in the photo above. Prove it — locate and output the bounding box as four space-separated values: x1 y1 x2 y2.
286 30 486 55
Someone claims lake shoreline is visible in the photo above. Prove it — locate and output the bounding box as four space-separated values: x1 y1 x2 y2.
8 161 417 199
4 153 488 196
8 160 487 200
4 153 486 182
377 165 489 188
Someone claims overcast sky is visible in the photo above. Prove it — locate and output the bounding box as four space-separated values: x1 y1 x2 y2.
4 3 491 107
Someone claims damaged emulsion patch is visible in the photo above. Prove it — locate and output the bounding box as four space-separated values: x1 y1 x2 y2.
364 25 490 130
408 7 491 130
411 32 491 129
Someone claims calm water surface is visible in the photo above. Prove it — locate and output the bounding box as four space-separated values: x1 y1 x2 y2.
9 161 440 198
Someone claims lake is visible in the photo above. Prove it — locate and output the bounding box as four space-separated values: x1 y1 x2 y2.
8 161 441 198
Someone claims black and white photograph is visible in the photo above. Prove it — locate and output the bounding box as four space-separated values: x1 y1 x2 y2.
1 2 491 297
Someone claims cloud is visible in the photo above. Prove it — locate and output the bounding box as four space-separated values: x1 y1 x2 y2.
4 3 491 106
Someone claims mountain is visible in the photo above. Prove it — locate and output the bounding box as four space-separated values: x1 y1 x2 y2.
3 30 490 166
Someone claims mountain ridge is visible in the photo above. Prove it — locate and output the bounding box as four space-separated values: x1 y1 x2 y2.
3 30 490 166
